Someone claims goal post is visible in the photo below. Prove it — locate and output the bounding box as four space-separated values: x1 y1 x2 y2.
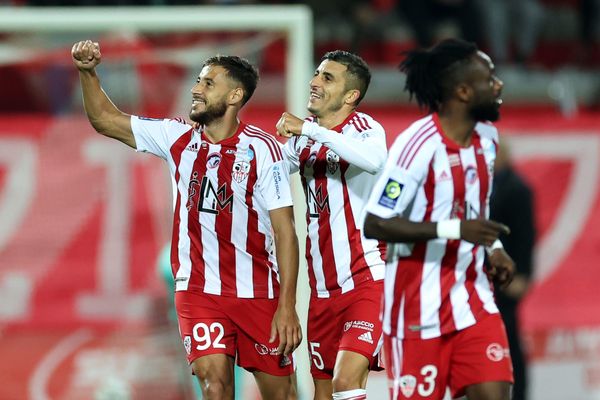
0 5 313 116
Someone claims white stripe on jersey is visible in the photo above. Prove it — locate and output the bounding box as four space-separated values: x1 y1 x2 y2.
201 144 222 295
232 142 252 297
174 142 197 291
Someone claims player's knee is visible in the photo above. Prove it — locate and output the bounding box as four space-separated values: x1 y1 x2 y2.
332 373 361 392
192 363 232 399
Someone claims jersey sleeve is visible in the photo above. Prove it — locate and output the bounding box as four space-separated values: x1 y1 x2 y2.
365 130 435 219
256 144 294 211
131 115 191 160
302 120 387 174
281 135 304 174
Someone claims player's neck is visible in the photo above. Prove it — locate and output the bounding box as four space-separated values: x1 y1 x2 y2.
203 113 240 144
437 110 476 148
315 108 354 130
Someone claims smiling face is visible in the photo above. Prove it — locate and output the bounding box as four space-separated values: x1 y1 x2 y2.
467 51 504 122
307 60 351 118
189 64 233 125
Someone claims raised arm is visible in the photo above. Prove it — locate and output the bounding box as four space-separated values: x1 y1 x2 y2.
268 206 302 356
72 40 135 148
276 112 386 174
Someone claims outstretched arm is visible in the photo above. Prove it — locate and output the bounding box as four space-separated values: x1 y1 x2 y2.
72 40 135 148
268 206 302 356
276 112 386 174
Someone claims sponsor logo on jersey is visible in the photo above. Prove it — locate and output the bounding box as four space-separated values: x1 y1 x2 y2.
378 178 403 209
358 331 374 344
486 343 510 362
307 184 330 217
207 153 222 169
272 164 282 199
399 374 417 398
232 161 250 183
436 169 451 182
186 142 199 152
183 336 192 355
344 320 375 332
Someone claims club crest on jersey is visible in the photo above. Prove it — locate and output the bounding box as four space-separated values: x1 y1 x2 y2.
183 336 192 355
207 153 222 169
465 165 478 184
232 161 251 183
399 375 417 398
326 149 339 174
378 179 403 209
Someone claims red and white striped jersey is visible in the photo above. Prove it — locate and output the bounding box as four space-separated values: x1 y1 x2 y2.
282 112 387 298
132 116 293 299
365 113 500 339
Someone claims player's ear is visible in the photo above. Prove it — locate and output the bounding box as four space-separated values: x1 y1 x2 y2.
344 89 360 106
229 87 244 106
456 83 472 103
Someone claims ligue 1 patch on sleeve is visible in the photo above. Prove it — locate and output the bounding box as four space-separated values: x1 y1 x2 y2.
378 178 403 209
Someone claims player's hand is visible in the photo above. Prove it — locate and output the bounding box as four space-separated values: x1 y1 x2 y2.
487 248 515 288
276 112 304 138
269 304 302 356
72 40 101 71
460 219 510 247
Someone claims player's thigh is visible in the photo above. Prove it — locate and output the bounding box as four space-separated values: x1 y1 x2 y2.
175 291 237 364
449 313 513 399
307 295 341 379
313 378 333 400
338 281 384 375
465 381 511 400
230 297 295 376
332 350 370 389
253 371 297 400
384 335 449 400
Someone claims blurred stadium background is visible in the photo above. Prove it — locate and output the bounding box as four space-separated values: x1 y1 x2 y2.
0 1 598 399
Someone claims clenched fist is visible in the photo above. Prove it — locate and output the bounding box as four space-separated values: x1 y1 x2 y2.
72 40 101 71
276 112 304 138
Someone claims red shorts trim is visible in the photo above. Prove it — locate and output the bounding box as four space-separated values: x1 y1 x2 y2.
385 313 513 400
307 280 384 379
175 291 295 376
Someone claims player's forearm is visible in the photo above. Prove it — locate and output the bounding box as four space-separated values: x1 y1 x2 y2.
79 70 134 146
274 229 299 308
302 122 386 174
364 212 437 242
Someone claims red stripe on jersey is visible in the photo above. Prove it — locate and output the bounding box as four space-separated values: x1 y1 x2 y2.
244 145 276 298
169 130 194 279
438 148 465 334
397 120 435 168
360 116 372 130
216 139 241 296
339 160 370 281
298 145 319 294
403 131 437 169
353 116 366 132
313 145 339 293
245 126 283 161
186 142 210 292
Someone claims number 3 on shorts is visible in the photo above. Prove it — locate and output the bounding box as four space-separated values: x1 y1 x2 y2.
309 342 324 370
193 322 226 351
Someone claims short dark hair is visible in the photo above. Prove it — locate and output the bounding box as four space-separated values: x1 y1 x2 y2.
398 39 478 113
321 50 371 106
202 55 259 106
